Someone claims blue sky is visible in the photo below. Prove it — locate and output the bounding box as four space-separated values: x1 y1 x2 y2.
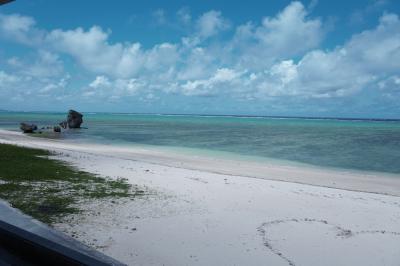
0 0 400 118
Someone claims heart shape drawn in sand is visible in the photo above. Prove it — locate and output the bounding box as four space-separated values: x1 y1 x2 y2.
257 218 400 266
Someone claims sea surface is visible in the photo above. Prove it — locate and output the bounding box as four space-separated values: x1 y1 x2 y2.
1 111 400 174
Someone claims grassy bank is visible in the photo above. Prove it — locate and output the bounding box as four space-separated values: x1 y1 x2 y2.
0 143 144 224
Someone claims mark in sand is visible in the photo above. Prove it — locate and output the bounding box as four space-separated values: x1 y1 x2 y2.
257 218 400 266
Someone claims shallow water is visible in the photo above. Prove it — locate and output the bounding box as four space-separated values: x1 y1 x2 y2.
1 111 400 174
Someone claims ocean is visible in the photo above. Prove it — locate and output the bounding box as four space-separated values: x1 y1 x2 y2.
1 111 400 174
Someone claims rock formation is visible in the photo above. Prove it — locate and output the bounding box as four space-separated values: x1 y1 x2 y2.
67 110 83 128
19 110 83 134
20 123 37 133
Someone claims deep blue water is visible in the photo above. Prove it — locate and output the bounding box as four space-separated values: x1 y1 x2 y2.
1 112 400 174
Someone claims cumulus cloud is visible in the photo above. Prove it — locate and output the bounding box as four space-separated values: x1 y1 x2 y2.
38 76 69 94
0 71 19 91
196 10 230 39
0 1 400 112
84 75 144 100
27 50 64 78
0 68 69 101
181 68 242 96
89 75 111 89
0 15 179 79
46 27 180 78
256 1 323 56
228 1 325 69
0 49 69 102
0 13 41 44
250 12 400 99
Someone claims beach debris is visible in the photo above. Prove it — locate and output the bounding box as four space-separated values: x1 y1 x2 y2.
67 109 83 128
20 122 37 133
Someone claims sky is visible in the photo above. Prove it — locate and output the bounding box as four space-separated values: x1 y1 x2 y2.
0 0 400 118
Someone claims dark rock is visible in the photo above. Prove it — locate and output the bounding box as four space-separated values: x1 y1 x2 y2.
53 126 61 133
59 120 68 129
20 123 37 133
67 110 83 128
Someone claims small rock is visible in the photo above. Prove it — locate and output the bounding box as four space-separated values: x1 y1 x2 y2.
53 126 61 133
20 123 37 133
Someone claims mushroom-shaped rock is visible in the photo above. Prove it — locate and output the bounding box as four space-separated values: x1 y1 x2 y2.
67 110 83 128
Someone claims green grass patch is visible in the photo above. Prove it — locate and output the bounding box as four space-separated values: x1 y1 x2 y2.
0 143 144 224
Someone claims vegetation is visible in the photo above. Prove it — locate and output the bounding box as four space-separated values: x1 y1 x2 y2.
0 143 144 224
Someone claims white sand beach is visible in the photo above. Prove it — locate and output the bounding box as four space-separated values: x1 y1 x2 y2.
1 129 400 266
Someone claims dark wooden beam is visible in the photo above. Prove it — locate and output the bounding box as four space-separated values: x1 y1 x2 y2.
0 0 15 6
0 220 118 266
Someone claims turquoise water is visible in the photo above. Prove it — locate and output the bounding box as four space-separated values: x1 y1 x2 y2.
1 112 400 174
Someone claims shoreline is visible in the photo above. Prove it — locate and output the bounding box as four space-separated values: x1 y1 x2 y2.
0 129 399 197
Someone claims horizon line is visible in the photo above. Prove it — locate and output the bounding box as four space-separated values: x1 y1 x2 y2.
1 109 399 122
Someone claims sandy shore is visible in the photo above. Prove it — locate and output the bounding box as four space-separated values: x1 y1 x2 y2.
1 129 400 265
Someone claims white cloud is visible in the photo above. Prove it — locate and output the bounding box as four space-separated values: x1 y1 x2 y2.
27 50 64 78
212 68 241 82
38 76 69 93
218 11 400 100
0 68 69 100
345 13 400 72
181 68 242 96
196 10 230 39
47 27 180 79
256 1 323 56
89 75 111 89
47 27 140 78
0 49 69 101
0 71 19 86
228 1 324 70
1 15 180 79
84 75 144 100
1 2 400 109
0 13 40 44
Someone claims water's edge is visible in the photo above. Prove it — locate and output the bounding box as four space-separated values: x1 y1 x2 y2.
1 112 400 175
